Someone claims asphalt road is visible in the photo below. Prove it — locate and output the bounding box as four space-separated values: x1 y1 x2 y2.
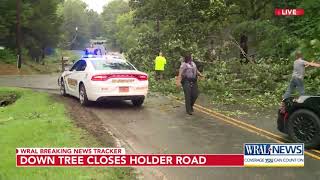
1 74 320 180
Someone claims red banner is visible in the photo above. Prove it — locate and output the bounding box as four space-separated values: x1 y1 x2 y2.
16 154 244 167
274 9 304 16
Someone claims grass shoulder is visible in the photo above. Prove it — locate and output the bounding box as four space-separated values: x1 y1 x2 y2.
0 87 135 180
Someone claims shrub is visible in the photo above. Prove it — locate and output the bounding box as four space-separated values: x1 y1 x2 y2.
0 49 16 64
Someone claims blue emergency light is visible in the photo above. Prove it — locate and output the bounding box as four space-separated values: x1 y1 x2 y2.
82 48 105 58
84 48 102 56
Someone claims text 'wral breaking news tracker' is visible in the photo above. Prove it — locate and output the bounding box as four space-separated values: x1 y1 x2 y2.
16 144 304 167
244 144 304 167
16 148 243 167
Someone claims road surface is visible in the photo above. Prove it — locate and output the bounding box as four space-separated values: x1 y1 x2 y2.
1 74 320 180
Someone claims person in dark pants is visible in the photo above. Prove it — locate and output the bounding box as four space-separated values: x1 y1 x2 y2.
176 54 203 115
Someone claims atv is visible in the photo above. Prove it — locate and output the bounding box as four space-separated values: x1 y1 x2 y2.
277 96 320 148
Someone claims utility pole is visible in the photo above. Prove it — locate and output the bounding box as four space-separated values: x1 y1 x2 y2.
16 0 22 69
60 27 78 72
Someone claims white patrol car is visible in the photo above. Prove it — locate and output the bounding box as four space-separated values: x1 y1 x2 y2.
58 54 148 106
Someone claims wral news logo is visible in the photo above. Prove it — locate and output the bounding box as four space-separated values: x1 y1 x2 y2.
243 143 304 167
244 143 304 156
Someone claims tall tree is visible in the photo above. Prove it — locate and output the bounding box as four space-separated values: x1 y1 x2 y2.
0 0 32 49
101 0 129 48
58 0 90 49
226 0 273 60
129 0 229 55
87 10 103 39
0 0 14 45
23 0 62 61
116 11 152 51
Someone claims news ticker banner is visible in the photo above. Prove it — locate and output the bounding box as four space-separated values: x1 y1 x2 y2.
16 144 304 167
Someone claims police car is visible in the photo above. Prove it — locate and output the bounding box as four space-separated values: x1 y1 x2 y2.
277 96 320 148
58 53 148 106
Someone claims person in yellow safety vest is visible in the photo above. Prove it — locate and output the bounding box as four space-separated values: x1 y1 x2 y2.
154 51 167 80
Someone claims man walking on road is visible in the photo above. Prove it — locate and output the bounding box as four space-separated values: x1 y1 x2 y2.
154 51 167 80
283 51 320 100
176 54 203 115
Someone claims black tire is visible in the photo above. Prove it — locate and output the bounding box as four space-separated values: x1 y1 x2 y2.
79 84 90 106
60 78 67 96
288 109 320 148
132 97 144 107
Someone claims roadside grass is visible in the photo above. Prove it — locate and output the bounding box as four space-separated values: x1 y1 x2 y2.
24 49 80 74
0 88 135 180
28 49 82 74
0 49 80 75
0 63 34 75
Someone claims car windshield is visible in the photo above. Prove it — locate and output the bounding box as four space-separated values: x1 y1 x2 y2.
91 59 135 70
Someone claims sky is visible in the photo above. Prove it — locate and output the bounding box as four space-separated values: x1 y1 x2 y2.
82 0 110 14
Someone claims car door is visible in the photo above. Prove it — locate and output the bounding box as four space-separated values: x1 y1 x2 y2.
64 60 81 95
67 60 87 97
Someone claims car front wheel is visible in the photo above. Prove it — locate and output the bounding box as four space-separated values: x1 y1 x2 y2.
79 84 90 106
288 109 320 148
